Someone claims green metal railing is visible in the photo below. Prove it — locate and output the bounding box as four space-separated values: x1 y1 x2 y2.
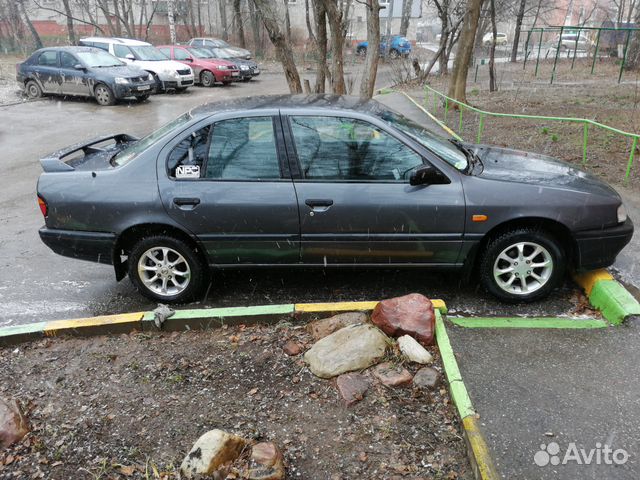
423 84 640 182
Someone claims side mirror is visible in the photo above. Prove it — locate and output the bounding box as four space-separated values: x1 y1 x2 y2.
185 57 194 62
409 164 446 186
73 64 86 70
125 54 135 61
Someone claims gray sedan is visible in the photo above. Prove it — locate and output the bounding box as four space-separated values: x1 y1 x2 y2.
36 95 633 303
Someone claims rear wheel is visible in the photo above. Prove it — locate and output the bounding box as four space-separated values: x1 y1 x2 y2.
128 235 208 303
25 80 42 99
479 228 565 303
356 46 367 56
94 83 115 106
389 49 400 59
200 70 215 87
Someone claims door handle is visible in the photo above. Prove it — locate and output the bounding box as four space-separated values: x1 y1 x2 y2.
305 198 333 214
173 197 201 207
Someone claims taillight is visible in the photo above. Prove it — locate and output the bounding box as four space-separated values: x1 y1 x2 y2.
37 195 48 217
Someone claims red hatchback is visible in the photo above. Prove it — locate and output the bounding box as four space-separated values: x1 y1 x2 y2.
157 45 240 87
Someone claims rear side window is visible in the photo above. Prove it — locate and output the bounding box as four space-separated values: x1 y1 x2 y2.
92 42 109 51
38 51 58 67
114 44 132 58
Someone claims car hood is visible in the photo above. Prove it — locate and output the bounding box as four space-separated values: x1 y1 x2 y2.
473 145 620 198
225 46 251 58
89 65 148 77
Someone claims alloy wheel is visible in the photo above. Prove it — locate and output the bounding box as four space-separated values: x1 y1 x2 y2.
137 246 191 297
492 241 553 295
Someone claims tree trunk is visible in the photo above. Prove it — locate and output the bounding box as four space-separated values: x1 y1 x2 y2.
312 0 329 93
448 0 484 103
233 0 246 48
488 0 497 91
320 0 346 94
360 0 381 99
167 0 177 43
247 0 263 57
284 0 291 42
399 0 411 37
219 0 228 41
510 0 526 62
625 4 640 70
61 0 76 44
252 0 302 93
18 0 43 49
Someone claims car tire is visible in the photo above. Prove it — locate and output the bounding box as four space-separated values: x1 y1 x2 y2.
356 46 367 56
94 83 115 106
175 87 188 93
136 94 150 102
200 70 215 87
25 79 43 99
389 49 400 59
128 235 208 303
479 228 565 303
152 73 164 93
222 81 232 86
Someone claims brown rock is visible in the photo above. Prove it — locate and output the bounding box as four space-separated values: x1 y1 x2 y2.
371 293 435 345
247 442 285 480
282 341 302 356
413 367 440 389
308 312 368 340
373 362 413 387
0 398 29 448
336 372 371 406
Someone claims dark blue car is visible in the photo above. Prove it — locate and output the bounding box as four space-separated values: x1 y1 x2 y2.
356 35 412 58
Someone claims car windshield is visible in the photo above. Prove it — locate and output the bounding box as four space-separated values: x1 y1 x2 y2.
112 112 193 166
130 45 169 61
76 50 124 68
380 111 469 171
212 48 235 59
188 47 213 59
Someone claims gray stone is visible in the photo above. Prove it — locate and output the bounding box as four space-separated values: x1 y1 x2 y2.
413 367 440 389
307 311 368 340
304 324 388 378
397 334 433 364
180 429 247 479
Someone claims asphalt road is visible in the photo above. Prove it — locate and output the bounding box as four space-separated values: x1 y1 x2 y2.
0 68 606 326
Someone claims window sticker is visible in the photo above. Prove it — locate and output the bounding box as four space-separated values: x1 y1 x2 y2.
176 165 200 179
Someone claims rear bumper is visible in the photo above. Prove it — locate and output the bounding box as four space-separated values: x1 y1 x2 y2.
574 218 634 270
39 227 116 265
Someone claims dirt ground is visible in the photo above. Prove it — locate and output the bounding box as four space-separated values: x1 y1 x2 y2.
416 60 640 190
0 319 471 480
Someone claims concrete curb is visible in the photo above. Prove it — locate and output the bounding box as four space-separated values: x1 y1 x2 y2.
449 316 608 329
573 269 640 325
435 312 500 480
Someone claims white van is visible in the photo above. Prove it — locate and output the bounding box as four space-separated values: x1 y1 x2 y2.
79 37 194 92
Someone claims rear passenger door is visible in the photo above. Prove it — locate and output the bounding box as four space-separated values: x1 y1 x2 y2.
157 111 300 265
34 51 61 94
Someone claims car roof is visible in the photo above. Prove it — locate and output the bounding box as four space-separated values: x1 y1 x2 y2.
80 36 151 46
190 94 388 118
36 46 101 53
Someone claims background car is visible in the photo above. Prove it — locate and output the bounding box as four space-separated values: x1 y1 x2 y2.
188 37 252 60
482 32 508 46
79 37 194 92
554 33 594 51
356 35 412 58
16 46 155 106
157 45 240 86
198 46 260 81
36 95 632 304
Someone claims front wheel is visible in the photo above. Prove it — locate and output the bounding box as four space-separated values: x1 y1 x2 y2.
389 49 400 59
200 70 215 87
356 46 367 56
479 228 565 303
94 83 115 106
128 235 208 303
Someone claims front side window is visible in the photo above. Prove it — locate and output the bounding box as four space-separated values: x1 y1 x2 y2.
60 52 77 69
38 51 58 67
157 47 171 58
114 44 132 58
173 48 191 61
289 116 424 181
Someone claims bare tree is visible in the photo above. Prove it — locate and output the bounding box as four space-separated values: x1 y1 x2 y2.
233 0 246 48
359 0 382 99
252 0 303 93
219 0 229 40
399 0 412 37
510 0 526 62
431 0 465 76
311 0 330 92
448 0 484 103
60 0 76 44
17 0 42 49
626 3 640 69
167 0 177 43
247 0 264 57
320 0 352 94
488 0 497 91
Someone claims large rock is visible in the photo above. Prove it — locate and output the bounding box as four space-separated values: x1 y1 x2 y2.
397 335 433 364
0 398 29 448
180 429 247 479
371 293 435 345
247 442 285 480
304 324 388 379
307 312 368 341
336 372 371 406
413 367 441 389
372 362 413 387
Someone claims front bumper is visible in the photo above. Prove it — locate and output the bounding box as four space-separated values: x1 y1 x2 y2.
574 218 634 270
161 75 195 89
39 227 116 265
114 81 155 99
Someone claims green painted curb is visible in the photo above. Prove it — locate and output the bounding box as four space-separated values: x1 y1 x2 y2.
141 304 295 331
589 280 640 325
435 311 475 418
449 317 608 329
0 322 47 347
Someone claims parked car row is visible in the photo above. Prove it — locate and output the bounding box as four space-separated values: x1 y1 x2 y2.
16 36 259 106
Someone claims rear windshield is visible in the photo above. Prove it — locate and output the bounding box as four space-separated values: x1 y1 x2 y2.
130 46 169 61
112 112 193 166
76 50 124 68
